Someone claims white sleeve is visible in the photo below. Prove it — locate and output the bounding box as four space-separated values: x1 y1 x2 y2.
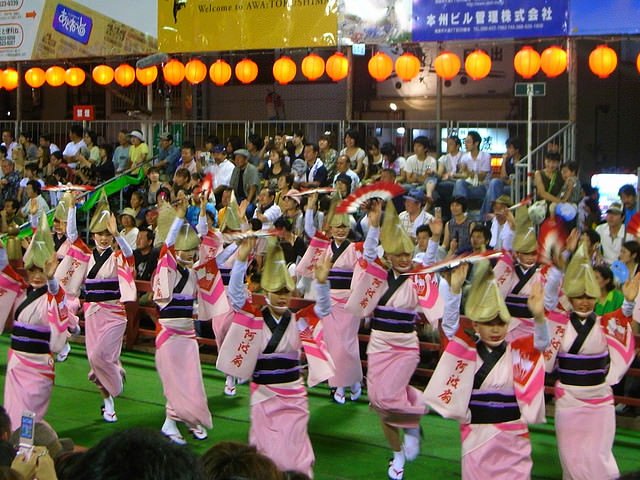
165 217 185 247
115 236 133 258
544 266 563 311
441 279 462 340
67 206 78 243
313 280 331 318
622 299 634 318
196 214 208 237
228 259 248 311
304 209 317 238
423 239 439 266
29 214 39 229
364 226 380 262
216 242 238 267
534 321 551 352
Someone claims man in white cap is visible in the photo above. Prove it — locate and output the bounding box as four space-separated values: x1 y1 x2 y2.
129 129 150 170
595 202 633 265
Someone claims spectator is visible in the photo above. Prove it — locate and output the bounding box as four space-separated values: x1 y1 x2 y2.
175 141 199 177
11 145 25 174
619 240 640 279
172 168 192 199
364 137 383 182
579 183 602 232
403 136 438 201
399 188 433 240
253 187 281 229
225 135 244 160
263 149 290 190
18 132 38 161
487 195 515 251
1 130 17 160
200 441 282 480
481 137 521 220
452 131 492 211
206 145 235 193
281 189 304 236
118 208 139 249
436 135 463 204
95 144 115 184
332 154 359 193
113 129 132 175
145 167 164 207
275 216 306 265
18 164 44 205
275 173 294 211
229 149 260 211
595 202 633 264
129 130 150 170
20 180 49 217
0 199 22 234
38 134 60 154
0 160 20 205
619 184 637 226
412 223 433 264
247 134 266 171
134 228 159 281
380 142 406 180
469 224 491 253
339 129 366 178
129 190 147 226
300 143 327 188
443 196 474 254
318 134 337 180
62 125 86 164
44 151 68 179
154 132 179 178
36 144 50 175
291 129 305 160
334 173 352 198
534 151 564 206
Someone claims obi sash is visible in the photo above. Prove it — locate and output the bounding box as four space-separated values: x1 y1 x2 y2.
469 391 521 424
505 295 532 319
328 269 353 291
557 351 610 386
220 267 231 286
11 322 50 354
371 306 416 334
159 294 195 320
252 352 301 385
85 279 120 303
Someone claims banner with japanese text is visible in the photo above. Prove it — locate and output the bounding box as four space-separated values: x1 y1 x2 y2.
0 0 157 61
569 0 640 35
413 0 568 42
158 0 338 52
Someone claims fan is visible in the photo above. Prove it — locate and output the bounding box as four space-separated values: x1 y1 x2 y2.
335 182 405 214
402 250 503 275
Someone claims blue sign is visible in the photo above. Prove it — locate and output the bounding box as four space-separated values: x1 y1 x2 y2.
52 4 93 45
413 0 568 41
569 0 640 36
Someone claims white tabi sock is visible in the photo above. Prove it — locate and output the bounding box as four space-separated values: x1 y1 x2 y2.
103 396 115 414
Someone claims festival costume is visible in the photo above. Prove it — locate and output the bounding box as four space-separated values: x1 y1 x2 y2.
424 264 548 480
543 245 636 479
153 218 213 439
2 213 69 428
217 240 334 477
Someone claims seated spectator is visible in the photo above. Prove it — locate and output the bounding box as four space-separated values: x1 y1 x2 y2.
247 134 266 172
129 190 147 226
113 129 132 175
533 151 564 207
206 145 235 195
594 265 624 315
619 240 640 279
281 189 304 236
229 149 260 216
364 137 383 182
18 164 44 205
380 142 406 181
134 229 159 281
399 189 433 240
339 129 366 178
481 137 520 221
118 208 139 250
619 184 637 226
487 195 515 251
172 168 193 199
263 149 290 190
19 180 49 217
334 173 352 199
595 202 633 264
442 196 474 254
469 224 491 253
318 134 337 179
274 216 306 265
275 173 294 211
200 441 282 480
94 144 115 184
412 223 433 264
403 136 438 199
452 131 492 210
436 135 463 204
253 187 281 229
0 160 20 205
299 143 328 188
332 154 359 193
145 167 164 207
129 130 150 170
0 199 23 234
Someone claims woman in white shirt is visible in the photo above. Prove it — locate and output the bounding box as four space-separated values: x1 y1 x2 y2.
339 129 366 178
118 208 139 250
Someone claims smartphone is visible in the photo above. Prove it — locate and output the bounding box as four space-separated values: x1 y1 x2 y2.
434 207 442 218
18 411 35 460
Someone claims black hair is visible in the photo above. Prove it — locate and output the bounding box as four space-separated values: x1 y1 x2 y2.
293 129 305 139
53 167 67 182
70 124 83 138
594 264 615 293
506 136 522 152
416 224 432 237
274 215 293 231
99 144 113 161
344 129 361 145
139 228 155 243
365 137 380 150
448 135 462 147
51 150 63 161
622 240 640 262
279 172 294 190
471 224 491 243
27 179 41 195
413 136 431 150
467 131 482 146
562 161 578 175
0 440 15 467
544 152 562 162
335 173 352 189
250 218 263 231
619 184 637 198
181 141 196 155
247 134 264 151
206 135 219 145
226 135 244 152
84 130 97 146
450 196 468 212
582 229 601 245
380 142 397 158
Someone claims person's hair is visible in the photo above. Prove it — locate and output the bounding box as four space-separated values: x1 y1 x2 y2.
67 428 203 480
226 135 244 153
70 125 83 138
181 141 196 155
416 224 432 237
0 407 10 441
304 142 319 154
619 184 637 198
506 137 522 152
274 216 293 232
99 144 113 161
1 130 13 140
130 190 145 205
413 136 430 150
205 135 219 146
51 150 63 161
365 137 380 150
20 131 33 142
55 451 85 480
84 130 97 146
344 129 360 146
380 142 397 159
450 196 467 212
448 135 462 147
622 240 640 263
279 173 294 190
0 440 15 467
250 218 263 231
45 175 58 187
200 441 282 480
582 229 601 245
293 129 305 139
40 134 52 143
318 195 332 213
471 224 491 243
262 187 276 199
544 152 561 162
318 134 332 146
147 166 160 175
381 167 397 178
594 265 615 293
467 131 482 146
562 161 578 175
138 228 155 243
174 168 191 181
53 167 67 182
24 163 38 174
247 134 264 151
335 173 352 189
27 179 41 195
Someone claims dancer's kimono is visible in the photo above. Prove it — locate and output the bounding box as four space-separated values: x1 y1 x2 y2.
153 218 212 430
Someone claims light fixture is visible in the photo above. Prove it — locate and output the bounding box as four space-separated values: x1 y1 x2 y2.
389 102 398 111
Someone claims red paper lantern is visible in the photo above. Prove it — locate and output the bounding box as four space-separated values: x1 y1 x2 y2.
45 66 66 87
301 53 325 81
325 52 349 82
209 60 231 86
92 65 114 85
235 58 258 84
368 52 393 82
589 45 617 79
394 53 421 81
540 46 567 78
514 46 541 79
135 66 157 86
2 69 18 91
185 59 207 85
163 59 185 86
273 56 296 85
25 67 46 88
433 51 461 80
114 64 135 87
464 50 491 80
65 67 85 87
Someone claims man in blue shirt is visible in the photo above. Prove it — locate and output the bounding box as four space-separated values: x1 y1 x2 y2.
155 132 181 179
618 184 637 226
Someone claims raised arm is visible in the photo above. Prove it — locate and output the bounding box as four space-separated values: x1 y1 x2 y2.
304 192 318 238
66 205 78 243
363 200 382 262
442 264 467 339
312 257 331 318
228 238 254 311
527 283 551 351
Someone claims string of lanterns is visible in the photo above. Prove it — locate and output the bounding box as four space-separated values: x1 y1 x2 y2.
0 45 630 90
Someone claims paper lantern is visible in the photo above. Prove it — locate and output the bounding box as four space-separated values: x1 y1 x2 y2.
92 65 114 85
25 67 46 88
589 45 617 79
135 66 157 86
394 52 421 81
540 46 567 78
235 58 258 84
433 51 461 80
301 53 324 81
163 59 185 86
65 67 85 87
0 69 3 89
114 64 135 87
273 56 296 85
2 69 18 91
514 46 541 79
325 52 349 82
184 59 207 84
45 66 66 87
209 59 231 86
464 50 491 80
368 52 393 81
637 53 640 74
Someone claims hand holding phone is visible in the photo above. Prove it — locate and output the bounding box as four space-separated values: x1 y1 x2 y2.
18 411 35 461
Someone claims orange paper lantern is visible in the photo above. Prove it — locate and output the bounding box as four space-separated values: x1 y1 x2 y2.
514 46 541 79
209 60 232 86
25 67 46 88
325 52 349 82
185 59 207 84
434 51 461 80
637 53 640 74
465 50 491 80
163 59 185 86
0 69 3 89
114 64 135 87
92 65 114 85
301 53 325 81
394 52 421 81
65 67 85 87
540 46 567 78
368 52 393 82
136 66 158 86
235 58 258 84
273 56 296 85
589 45 617 79
45 66 66 87
2 69 18 91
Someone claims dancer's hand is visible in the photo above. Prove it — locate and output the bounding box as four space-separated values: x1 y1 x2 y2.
528 283 546 322
314 257 332 284
237 237 255 262
45 253 59 280
449 263 468 294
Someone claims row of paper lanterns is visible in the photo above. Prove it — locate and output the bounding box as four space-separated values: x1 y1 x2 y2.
0 45 629 91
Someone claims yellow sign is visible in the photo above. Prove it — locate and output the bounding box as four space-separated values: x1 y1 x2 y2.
158 0 338 52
